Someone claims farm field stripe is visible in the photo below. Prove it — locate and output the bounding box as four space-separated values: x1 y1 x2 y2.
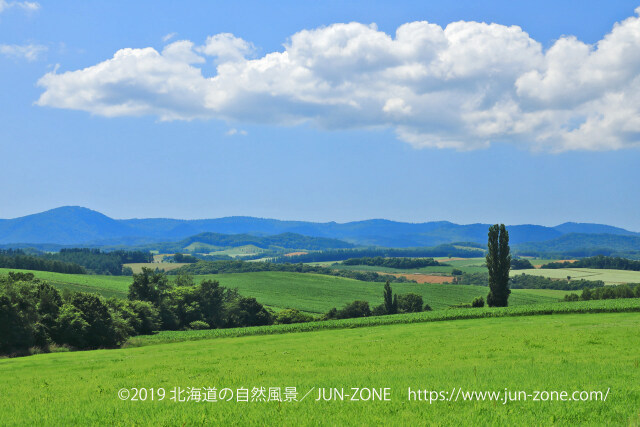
125 298 640 348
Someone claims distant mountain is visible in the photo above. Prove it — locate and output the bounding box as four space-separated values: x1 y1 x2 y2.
552 222 637 236
1 206 639 249
0 207 136 245
514 233 640 256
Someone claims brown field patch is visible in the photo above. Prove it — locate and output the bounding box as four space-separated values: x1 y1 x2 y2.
436 257 465 262
284 251 308 257
379 272 454 284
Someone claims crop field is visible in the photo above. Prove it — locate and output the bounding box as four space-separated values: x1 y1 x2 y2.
512 268 640 285
1 308 639 425
127 298 640 347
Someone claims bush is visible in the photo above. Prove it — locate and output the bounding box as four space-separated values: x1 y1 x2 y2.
189 321 210 330
224 295 273 328
472 296 485 308
326 300 371 320
511 258 534 270
451 268 463 276
397 293 424 313
372 304 387 316
274 309 314 325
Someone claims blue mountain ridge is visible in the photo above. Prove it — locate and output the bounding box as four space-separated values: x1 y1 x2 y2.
0 206 638 248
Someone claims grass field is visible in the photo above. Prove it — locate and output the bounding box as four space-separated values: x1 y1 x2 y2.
513 268 640 285
196 272 563 313
0 268 565 314
1 309 638 425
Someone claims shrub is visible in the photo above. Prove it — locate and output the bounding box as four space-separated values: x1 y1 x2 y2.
397 293 424 313
372 304 387 316
564 293 579 301
274 309 314 325
327 300 372 319
472 296 485 308
189 321 210 330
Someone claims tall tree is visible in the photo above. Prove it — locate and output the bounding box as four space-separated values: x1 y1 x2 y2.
383 281 396 314
128 268 169 305
486 224 511 307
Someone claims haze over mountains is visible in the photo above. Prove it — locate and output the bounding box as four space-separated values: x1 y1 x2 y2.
1 207 639 251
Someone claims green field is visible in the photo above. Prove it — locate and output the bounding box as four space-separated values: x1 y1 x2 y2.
206 272 565 313
1 309 639 425
512 268 640 285
0 268 566 314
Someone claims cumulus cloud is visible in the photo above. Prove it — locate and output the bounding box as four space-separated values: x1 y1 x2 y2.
198 33 254 63
0 43 46 61
35 9 640 151
0 0 40 13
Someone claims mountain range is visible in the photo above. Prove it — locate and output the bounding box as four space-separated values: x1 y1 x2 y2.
1 207 639 252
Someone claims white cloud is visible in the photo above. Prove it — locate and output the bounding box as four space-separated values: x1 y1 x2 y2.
162 32 177 42
198 33 254 63
35 10 640 151
226 128 247 136
0 43 46 61
0 0 40 13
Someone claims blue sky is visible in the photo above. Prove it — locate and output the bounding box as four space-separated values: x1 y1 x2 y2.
1 0 640 229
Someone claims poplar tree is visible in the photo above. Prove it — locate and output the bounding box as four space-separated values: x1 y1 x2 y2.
486 224 511 307
383 281 396 314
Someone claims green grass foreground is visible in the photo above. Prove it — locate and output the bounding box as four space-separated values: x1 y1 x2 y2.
0 309 638 425
126 299 640 347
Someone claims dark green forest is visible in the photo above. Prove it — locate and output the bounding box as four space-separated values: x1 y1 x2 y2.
543 255 640 271
453 272 605 290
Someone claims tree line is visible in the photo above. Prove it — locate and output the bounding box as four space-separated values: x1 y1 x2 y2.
324 282 432 320
510 258 534 270
170 260 416 283
543 255 640 271
564 283 640 302
43 248 153 275
453 271 605 290
0 248 154 276
342 257 443 269
0 250 86 274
